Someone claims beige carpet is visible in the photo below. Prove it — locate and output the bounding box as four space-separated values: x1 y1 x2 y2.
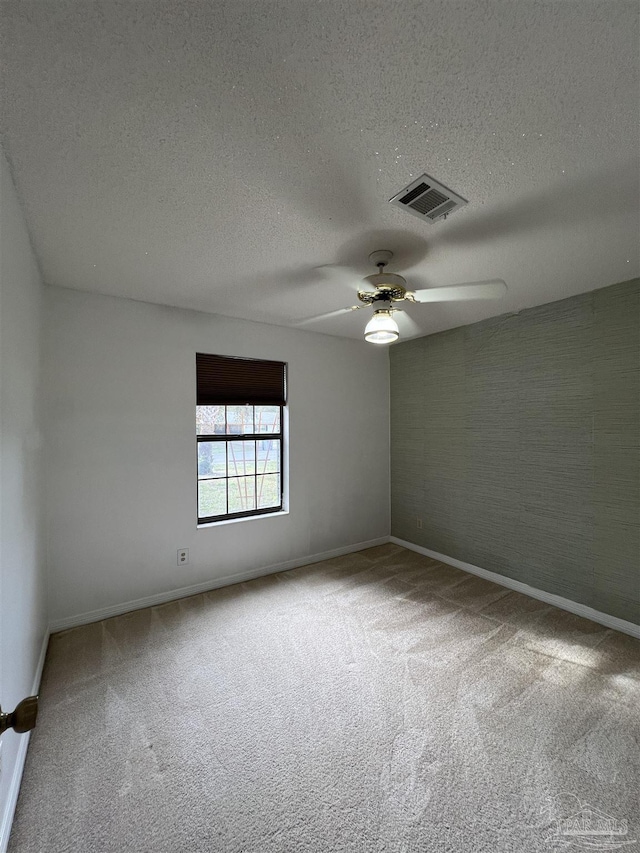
10 544 640 852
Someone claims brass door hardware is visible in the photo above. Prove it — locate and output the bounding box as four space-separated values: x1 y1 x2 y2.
0 696 38 736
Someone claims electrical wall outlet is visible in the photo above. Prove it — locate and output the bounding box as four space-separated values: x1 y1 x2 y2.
177 548 189 566
416 518 423 529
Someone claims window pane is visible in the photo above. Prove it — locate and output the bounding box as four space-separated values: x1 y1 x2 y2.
228 476 256 513
256 439 280 474
255 406 280 434
198 442 226 477
198 479 226 518
257 473 280 509
227 441 256 477
226 405 253 434
196 405 225 436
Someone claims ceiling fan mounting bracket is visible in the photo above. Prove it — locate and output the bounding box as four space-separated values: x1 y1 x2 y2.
368 249 394 269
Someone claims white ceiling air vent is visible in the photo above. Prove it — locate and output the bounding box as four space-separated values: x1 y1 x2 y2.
389 172 467 224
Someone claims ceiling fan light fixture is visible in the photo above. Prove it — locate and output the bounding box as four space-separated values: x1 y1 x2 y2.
364 309 399 345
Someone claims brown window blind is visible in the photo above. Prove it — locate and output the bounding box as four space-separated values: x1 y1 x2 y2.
196 353 287 406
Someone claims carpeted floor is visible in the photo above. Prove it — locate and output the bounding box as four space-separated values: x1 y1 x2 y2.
9 544 640 852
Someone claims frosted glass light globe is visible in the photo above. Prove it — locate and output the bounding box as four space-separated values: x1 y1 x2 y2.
364 310 399 344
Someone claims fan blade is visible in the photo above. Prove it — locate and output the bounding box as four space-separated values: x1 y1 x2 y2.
292 305 365 327
409 279 507 303
393 309 423 338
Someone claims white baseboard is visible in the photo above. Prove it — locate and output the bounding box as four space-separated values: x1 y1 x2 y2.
390 537 640 640
49 536 390 633
0 626 50 853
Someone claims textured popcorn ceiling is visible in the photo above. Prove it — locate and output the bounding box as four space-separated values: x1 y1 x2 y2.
1 0 638 339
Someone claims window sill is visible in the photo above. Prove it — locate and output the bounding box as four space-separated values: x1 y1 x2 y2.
197 509 289 529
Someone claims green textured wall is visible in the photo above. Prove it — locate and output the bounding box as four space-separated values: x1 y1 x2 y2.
390 279 640 624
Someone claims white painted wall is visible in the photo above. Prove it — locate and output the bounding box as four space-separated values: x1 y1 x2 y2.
0 153 47 847
44 287 390 624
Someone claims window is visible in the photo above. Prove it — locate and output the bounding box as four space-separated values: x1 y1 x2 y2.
196 354 286 523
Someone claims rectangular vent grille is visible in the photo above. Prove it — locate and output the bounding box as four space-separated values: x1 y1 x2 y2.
389 172 467 224
409 188 447 215
399 182 429 205
428 198 457 219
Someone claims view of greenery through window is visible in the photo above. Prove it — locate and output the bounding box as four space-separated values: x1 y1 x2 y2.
197 405 281 520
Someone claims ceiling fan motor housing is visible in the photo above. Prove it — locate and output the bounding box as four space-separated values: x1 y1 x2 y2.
359 272 408 304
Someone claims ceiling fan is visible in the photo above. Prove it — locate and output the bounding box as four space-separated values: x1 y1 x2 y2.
296 250 507 344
